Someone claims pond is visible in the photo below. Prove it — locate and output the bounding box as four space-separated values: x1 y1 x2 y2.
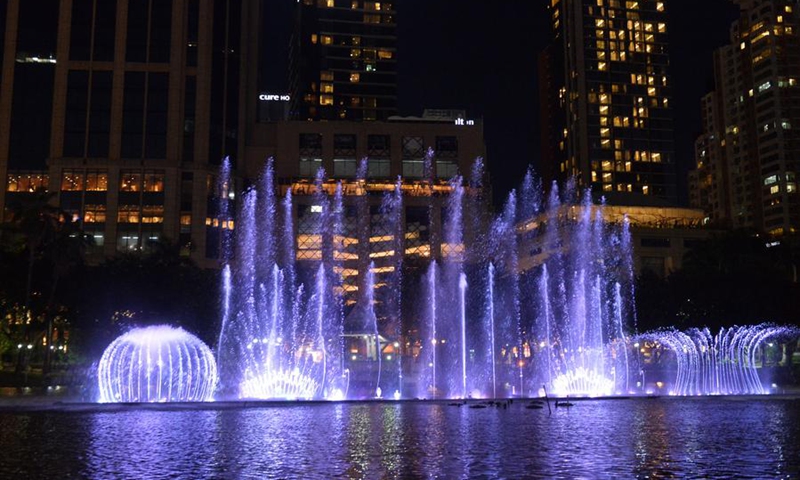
1 397 798 478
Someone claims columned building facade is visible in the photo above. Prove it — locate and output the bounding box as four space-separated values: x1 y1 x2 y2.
1 0 258 266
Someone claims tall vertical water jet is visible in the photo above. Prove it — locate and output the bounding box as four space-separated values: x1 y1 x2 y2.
427 261 438 398
364 262 381 397
487 263 497 398
459 272 468 399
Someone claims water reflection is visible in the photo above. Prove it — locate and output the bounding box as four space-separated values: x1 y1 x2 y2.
0 398 798 478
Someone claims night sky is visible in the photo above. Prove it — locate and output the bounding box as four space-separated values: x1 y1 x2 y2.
265 1 741 207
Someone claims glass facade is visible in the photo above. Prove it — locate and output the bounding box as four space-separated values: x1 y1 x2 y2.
291 1 397 121
544 0 677 203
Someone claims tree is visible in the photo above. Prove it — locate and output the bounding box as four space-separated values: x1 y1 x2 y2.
4 190 90 374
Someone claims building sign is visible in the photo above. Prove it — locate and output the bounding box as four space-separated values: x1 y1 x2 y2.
259 93 290 102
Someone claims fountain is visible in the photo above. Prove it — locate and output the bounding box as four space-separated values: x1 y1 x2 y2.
211 157 646 400
97 326 217 403
91 154 799 403
636 324 797 395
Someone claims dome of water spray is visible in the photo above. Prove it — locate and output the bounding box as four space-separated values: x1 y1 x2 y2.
98 326 217 403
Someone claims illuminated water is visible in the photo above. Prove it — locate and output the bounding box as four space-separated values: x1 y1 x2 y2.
216 158 636 400
636 324 797 395
1 398 799 478
97 326 217 403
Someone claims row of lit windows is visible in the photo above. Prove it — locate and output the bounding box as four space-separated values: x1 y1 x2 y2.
6 174 48 193
596 41 662 58
296 242 460 262
596 23 666 40
310 0 392 11
298 157 457 179
596 0 665 12
592 177 651 195
307 94 380 108
70 204 166 224
117 205 164 224
61 171 109 191
206 217 235 230
59 170 165 193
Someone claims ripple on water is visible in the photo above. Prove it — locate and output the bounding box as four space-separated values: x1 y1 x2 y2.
0 398 798 479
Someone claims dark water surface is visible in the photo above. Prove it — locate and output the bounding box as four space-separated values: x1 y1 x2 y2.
1 397 799 479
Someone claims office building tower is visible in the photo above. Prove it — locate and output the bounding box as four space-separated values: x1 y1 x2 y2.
540 0 677 204
289 0 397 121
1 0 258 266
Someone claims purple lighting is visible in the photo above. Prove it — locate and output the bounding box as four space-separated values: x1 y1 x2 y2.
98 326 218 403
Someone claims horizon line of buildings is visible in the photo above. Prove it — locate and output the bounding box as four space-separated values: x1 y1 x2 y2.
0 0 795 283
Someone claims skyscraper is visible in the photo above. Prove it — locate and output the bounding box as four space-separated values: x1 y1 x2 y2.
540 0 677 204
289 0 397 121
1 0 258 266
690 0 800 235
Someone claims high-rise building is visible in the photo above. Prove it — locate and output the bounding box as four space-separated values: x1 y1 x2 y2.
690 0 800 235
289 0 397 122
540 0 677 204
1 0 258 266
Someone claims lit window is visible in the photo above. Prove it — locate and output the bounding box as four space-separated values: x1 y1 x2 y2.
61 171 84 191
120 172 141 192
321 35 333 45
350 73 360 83
320 95 334 106
86 171 108 191
117 205 140 223
143 171 164 192
84 205 106 223
141 205 164 224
